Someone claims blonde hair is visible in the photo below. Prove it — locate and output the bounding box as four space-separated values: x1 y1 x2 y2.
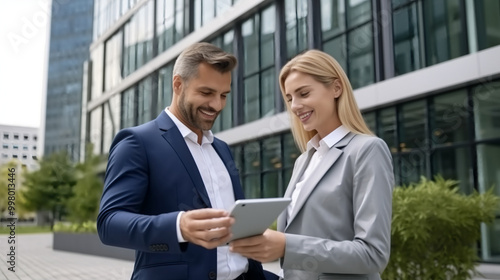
279 49 373 152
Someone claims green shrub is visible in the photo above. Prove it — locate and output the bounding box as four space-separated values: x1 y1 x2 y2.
53 220 97 233
382 176 499 280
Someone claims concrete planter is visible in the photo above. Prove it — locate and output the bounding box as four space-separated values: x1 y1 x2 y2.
53 232 134 261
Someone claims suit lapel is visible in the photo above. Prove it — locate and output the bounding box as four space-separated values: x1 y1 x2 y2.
284 132 357 230
156 112 212 208
277 149 315 231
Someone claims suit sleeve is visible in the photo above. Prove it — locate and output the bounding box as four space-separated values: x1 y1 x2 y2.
282 137 394 274
97 129 184 254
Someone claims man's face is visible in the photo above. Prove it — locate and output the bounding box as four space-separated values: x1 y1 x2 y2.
175 63 231 133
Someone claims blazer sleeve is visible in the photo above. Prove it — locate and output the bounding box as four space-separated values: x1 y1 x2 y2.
97 128 183 254
283 137 394 274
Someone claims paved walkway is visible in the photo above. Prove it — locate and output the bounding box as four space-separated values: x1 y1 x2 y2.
0 233 498 279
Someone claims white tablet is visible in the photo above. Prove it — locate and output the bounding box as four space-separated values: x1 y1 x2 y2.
227 197 291 242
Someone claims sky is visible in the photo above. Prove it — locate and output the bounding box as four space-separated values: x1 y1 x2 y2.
0 0 51 128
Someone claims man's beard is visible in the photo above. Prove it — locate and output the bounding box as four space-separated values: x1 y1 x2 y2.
178 90 219 131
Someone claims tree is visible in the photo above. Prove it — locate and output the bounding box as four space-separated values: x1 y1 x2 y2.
21 151 76 229
0 161 18 215
383 175 499 280
66 143 104 223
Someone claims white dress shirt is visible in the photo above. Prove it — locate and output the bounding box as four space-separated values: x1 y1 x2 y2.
286 125 350 225
165 109 248 280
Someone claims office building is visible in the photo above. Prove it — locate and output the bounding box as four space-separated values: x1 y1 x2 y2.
43 0 94 161
82 0 500 262
0 124 39 171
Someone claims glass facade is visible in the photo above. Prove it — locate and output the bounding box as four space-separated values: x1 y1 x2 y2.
242 5 277 123
392 0 468 76
85 0 500 263
321 0 374 89
45 0 94 161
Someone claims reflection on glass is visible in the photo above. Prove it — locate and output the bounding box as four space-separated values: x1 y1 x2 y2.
263 172 280 197
243 17 259 75
323 36 347 72
244 174 261 198
285 0 308 59
283 133 300 168
393 3 421 75
399 100 426 149
243 141 261 174
477 143 500 261
321 0 345 40
476 0 500 50
347 0 371 28
138 77 152 125
263 137 281 171
90 106 103 155
473 82 500 140
158 64 173 115
261 5 276 69
261 69 276 117
400 152 426 185
121 87 136 128
363 111 376 134
423 0 466 66
348 24 374 89
430 90 469 145
244 75 260 123
378 107 397 153
431 147 472 194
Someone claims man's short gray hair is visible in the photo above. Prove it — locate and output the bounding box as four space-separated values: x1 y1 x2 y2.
173 42 237 82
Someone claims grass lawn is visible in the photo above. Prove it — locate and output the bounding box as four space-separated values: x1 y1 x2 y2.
0 226 52 235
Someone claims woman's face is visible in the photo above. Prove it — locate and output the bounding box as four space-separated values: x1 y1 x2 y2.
284 71 342 139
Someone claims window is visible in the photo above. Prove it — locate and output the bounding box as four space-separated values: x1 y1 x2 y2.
90 106 103 155
1 153 7 158
2 144 8 149
392 0 468 76
33 135 37 141
104 31 123 91
156 0 186 54
32 155 38 160
12 154 18 159
211 31 235 133
13 134 19 140
138 77 153 125
242 5 277 124
285 0 308 59
23 135 29 140
13 145 19 150
22 155 27 160
232 132 300 199
3 133 8 139
23 145 28 151
33 146 37 151
194 0 233 30
157 63 174 115
121 87 136 128
322 0 374 88
475 0 500 50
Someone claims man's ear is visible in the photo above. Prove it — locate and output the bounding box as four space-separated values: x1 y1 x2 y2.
332 79 343 99
172 75 183 95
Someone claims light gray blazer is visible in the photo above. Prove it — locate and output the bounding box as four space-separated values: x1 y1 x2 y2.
277 132 394 280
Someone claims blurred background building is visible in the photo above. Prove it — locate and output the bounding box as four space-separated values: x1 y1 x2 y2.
42 0 95 162
0 124 39 170
79 0 499 262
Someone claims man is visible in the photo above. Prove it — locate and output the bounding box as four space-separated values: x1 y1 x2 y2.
97 42 266 280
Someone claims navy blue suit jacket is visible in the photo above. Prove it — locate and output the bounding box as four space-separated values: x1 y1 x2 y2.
97 112 265 280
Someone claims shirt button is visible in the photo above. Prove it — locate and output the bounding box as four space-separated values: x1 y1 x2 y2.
208 271 216 279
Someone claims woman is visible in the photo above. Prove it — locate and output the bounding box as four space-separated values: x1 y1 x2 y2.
230 50 394 280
